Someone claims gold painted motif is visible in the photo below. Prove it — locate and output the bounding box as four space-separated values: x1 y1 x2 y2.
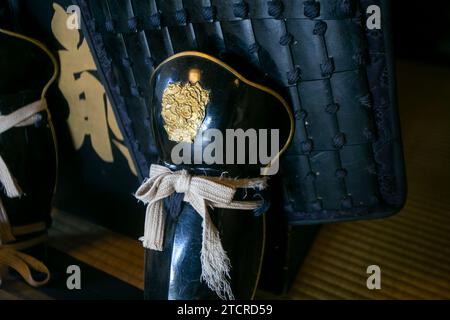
161 80 210 143
51 3 137 175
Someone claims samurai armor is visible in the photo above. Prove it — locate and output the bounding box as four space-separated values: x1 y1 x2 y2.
4 0 406 298
0 15 58 287
6 0 320 296
75 0 405 221
72 0 406 298
137 52 294 299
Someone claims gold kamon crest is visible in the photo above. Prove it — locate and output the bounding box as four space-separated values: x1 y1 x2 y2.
161 80 210 143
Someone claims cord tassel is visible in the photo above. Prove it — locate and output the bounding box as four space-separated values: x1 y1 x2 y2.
135 164 267 299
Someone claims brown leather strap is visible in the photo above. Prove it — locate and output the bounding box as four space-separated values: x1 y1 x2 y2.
0 234 50 287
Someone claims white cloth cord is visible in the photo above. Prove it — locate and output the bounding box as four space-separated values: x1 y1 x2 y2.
0 99 50 287
135 164 267 300
0 99 45 198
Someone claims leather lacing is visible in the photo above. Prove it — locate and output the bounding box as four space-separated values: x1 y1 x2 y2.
201 6 216 21
267 1 284 19
279 33 294 46
175 9 187 25
304 0 321 19
233 2 249 19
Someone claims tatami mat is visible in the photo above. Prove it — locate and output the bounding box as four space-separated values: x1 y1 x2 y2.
48 212 144 290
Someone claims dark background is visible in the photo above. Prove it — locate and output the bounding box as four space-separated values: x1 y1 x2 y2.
393 2 450 64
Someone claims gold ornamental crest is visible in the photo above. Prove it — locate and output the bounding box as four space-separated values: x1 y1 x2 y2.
161 70 210 143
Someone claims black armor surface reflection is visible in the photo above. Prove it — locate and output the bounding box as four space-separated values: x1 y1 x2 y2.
150 53 292 178
0 32 56 236
144 52 292 299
